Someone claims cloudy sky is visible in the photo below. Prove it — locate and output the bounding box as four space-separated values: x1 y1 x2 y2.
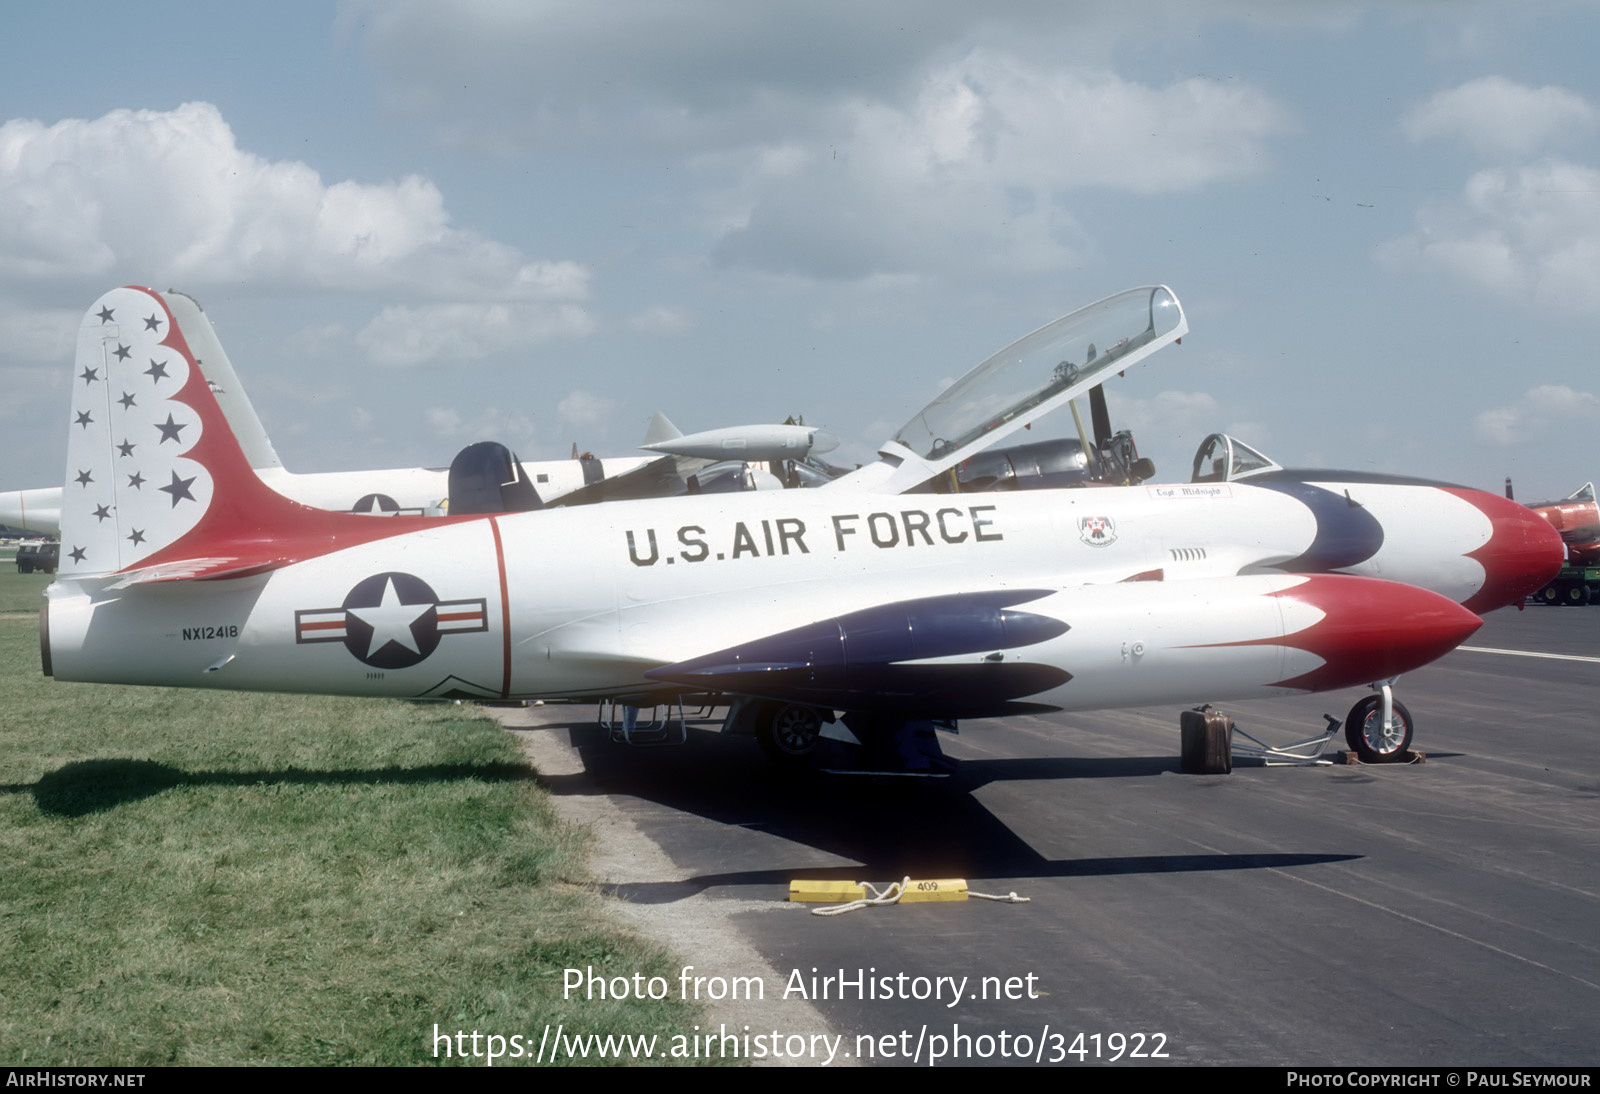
2 2 1597 501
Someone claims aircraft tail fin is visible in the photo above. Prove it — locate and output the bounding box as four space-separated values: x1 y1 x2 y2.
642 411 682 447
59 286 445 582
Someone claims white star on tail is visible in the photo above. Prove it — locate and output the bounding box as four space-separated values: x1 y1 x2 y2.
347 577 431 659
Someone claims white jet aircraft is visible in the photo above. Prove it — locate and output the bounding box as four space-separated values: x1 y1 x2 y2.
40 286 1561 773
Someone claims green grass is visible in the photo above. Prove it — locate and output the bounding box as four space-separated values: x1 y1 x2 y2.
0 570 705 1065
0 563 50 614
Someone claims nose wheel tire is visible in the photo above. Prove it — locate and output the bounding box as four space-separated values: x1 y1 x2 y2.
1344 695 1413 764
758 703 825 767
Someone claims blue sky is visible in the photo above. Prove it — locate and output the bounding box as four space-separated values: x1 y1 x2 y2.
2 2 1597 502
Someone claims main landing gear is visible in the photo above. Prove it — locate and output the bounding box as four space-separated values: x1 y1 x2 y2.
735 698 956 776
757 703 826 766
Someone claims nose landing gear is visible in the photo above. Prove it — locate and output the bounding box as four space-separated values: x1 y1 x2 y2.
1342 686 1414 765
1181 681 1418 772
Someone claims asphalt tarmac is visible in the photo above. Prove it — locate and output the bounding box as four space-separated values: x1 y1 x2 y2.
518 605 1599 1066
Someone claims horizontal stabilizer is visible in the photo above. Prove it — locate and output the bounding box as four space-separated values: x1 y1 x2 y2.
107 556 295 588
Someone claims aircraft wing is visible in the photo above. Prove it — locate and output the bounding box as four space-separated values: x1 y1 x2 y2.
549 453 713 506
550 412 805 505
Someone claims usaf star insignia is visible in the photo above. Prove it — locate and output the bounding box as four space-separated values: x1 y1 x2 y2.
295 572 488 670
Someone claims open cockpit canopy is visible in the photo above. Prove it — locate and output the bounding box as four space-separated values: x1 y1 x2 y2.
842 286 1186 494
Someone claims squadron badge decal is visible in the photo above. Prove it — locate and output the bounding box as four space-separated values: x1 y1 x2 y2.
1078 515 1117 548
295 571 488 669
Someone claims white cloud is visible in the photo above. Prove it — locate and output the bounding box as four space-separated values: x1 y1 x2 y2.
355 302 596 367
711 53 1290 279
349 1 1326 158
0 102 591 305
350 6 1290 281
1378 159 1600 313
350 1 970 155
1475 385 1600 446
1402 77 1596 159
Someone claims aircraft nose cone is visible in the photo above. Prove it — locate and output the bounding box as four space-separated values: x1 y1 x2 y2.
1447 490 1567 613
1271 576 1482 691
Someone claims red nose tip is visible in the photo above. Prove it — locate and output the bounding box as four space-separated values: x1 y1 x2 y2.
1269 575 1482 691
1445 489 1567 613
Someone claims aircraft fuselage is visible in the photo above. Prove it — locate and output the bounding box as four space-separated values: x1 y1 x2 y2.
44 475 1544 714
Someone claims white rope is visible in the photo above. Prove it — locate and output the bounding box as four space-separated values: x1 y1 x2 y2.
810 878 1030 916
811 877 909 916
969 889 1030 904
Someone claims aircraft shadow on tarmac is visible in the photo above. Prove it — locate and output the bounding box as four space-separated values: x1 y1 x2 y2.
528 721 1360 903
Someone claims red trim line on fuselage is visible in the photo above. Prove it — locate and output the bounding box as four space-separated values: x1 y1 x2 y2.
489 516 512 700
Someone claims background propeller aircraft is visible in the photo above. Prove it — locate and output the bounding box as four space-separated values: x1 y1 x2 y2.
2 289 866 536
41 285 1561 774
